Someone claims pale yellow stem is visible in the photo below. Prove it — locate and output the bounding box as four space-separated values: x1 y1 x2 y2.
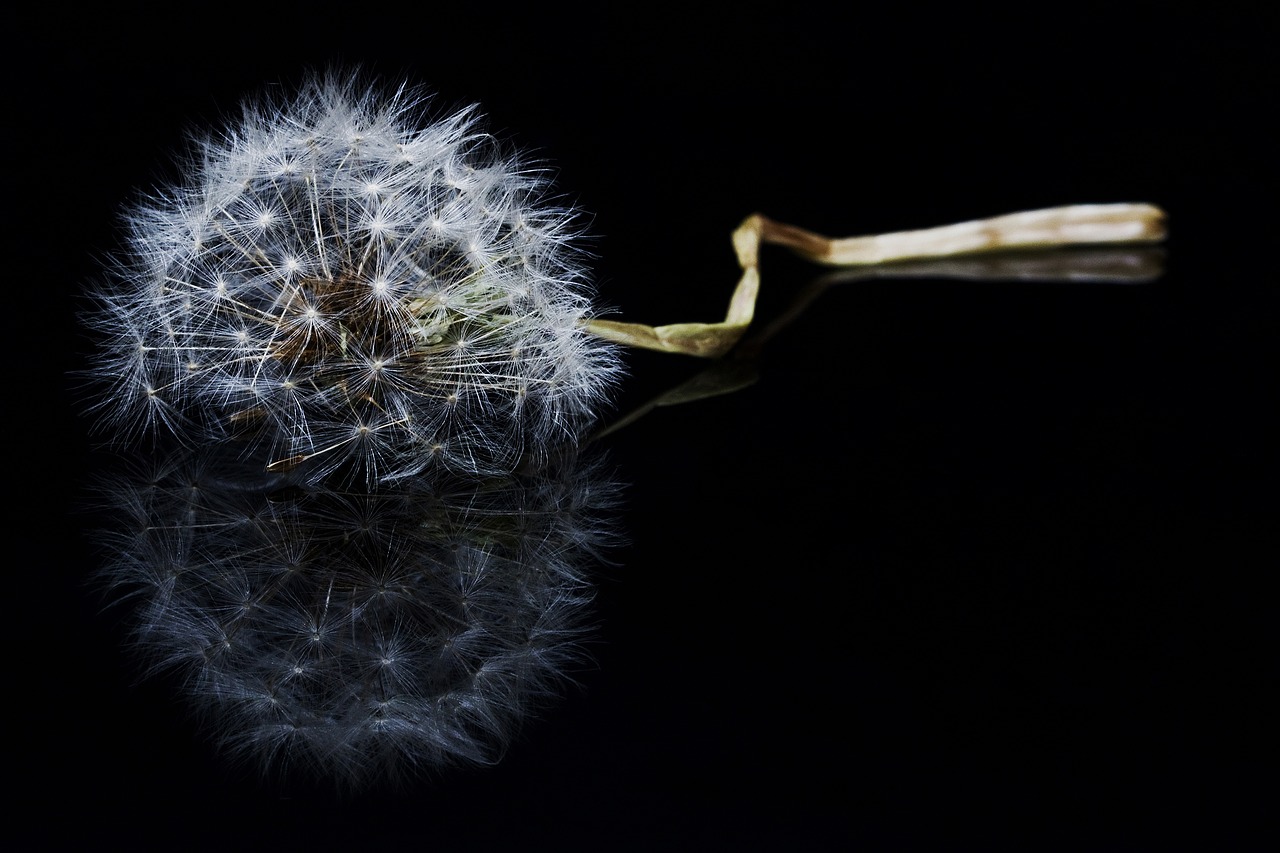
583 203 1167 358
758 203 1167 265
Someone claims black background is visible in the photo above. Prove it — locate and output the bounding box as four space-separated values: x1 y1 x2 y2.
19 4 1273 850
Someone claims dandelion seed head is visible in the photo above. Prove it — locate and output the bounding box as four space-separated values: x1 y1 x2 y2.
84 70 622 482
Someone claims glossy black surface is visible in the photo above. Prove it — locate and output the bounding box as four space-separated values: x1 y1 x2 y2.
25 7 1272 850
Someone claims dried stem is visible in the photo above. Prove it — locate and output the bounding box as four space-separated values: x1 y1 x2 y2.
584 203 1167 358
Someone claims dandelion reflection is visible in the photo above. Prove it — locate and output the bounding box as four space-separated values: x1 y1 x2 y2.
93 441 618 787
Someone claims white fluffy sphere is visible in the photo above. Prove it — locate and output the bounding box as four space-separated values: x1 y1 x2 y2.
86 73 621 481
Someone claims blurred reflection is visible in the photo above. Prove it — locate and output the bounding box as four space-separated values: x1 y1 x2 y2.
742 247 1165 357
93 441 619 787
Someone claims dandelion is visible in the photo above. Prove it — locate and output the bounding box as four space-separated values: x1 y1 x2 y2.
82 71 1166 480
84 72 621 482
